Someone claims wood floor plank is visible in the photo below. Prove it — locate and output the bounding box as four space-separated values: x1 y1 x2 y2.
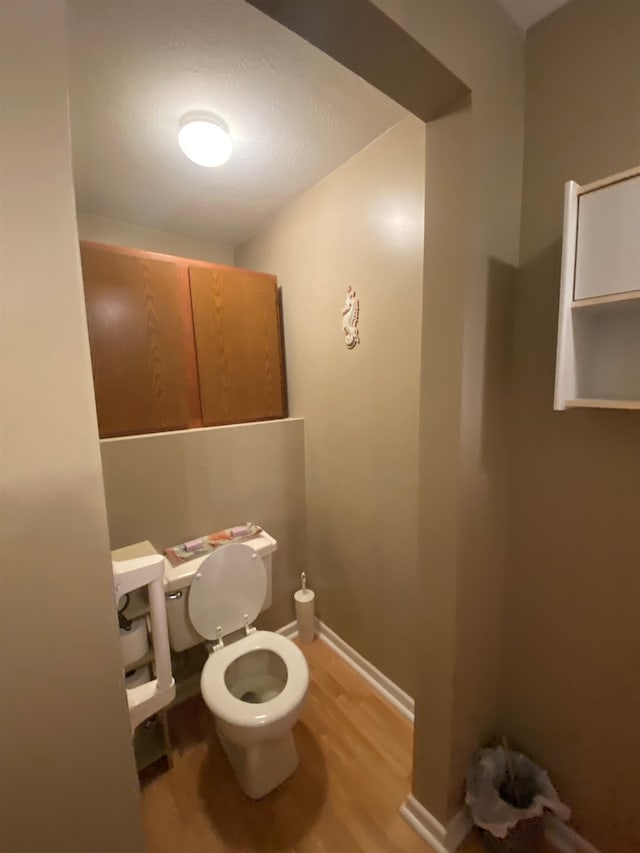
140 638 441 852
141 774 198 853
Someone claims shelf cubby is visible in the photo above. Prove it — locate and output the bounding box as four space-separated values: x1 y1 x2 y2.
555 165 640 411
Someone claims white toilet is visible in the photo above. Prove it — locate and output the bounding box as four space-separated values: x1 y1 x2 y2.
163 530 309 799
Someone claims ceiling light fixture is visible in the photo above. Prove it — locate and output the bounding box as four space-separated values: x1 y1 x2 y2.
178 115 232 167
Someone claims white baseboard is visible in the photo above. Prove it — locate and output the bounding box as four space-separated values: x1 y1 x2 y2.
399 799 602 853
278 620 599 853
315 619 415 722
400 794 472 852
399 801 601 853
280 620 465 848
276 620 298 639
446 806 474 850
400 795 447 851
277 618 415 722
544 815 602 853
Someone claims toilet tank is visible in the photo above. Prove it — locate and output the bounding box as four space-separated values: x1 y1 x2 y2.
164 530 277 652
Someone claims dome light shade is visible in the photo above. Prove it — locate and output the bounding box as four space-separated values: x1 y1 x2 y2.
178 117 232 167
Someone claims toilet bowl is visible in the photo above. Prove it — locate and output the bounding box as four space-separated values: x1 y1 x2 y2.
185 540 309 798
201 629 309 798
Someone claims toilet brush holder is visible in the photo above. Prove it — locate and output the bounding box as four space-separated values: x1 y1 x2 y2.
294 572 315 644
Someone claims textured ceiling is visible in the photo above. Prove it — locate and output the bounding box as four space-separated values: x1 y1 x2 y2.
496 0 571 30
67 0 405 247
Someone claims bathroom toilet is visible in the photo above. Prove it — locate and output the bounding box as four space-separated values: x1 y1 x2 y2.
173 536 309 799
200 628 308 798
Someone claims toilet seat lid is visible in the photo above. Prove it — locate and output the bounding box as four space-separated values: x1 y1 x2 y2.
187 543 267 640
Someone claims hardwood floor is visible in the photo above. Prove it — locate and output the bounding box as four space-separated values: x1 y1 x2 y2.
140 638 491 853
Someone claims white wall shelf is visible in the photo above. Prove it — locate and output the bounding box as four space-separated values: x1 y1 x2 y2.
572 289 640 309
112 540 209 774
555 165 640 410
564 399 640 411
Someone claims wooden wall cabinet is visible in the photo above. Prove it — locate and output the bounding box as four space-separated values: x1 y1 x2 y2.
554 166 640 411
81 242 286 437
190 265 286 426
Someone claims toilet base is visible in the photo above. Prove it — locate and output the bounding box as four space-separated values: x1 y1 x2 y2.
216 724 299 799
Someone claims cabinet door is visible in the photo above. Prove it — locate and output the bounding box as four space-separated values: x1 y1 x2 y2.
81 244 195 437
189 265 286 425
574 175 640 300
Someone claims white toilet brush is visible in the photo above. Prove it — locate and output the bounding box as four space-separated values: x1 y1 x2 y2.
294 572 315 643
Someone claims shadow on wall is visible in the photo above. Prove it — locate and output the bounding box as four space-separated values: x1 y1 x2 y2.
443 256 518 812
500 236 640 849
509 239 563 414
481 257 517 480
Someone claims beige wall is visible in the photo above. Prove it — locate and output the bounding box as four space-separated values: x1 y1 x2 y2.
502 1 640 849
372 0 524 821
100 418 307 631
413 106 472 821
239 116 426 695
245 0 524 823
77 211 235 266
0 3 144 851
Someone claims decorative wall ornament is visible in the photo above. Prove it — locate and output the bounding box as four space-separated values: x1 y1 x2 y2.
341 286 360 349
